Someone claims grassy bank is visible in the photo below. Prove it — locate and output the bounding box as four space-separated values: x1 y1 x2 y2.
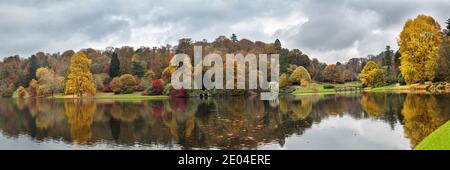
415 121 450 150
13 92 169 100
291 82 362 95
291 82 450 95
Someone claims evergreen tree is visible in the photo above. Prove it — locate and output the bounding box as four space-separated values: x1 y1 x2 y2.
27 55 38 81
274 39 282 52
109 52 120 78
446 18 450 36
231 33 238 42
131 61 145 78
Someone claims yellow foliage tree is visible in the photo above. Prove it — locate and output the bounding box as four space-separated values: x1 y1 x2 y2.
65 51 96 97
359 61 385 87
279 73 289 89
36 67 49 80
28 79 39 97
16 86 28 98
398 14 442 84
288 66 312 86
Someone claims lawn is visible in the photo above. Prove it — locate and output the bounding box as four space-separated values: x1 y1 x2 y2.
13 92 169 100
415 121 450 150
94 92 169 100
370 84 413 92
292 82 362 95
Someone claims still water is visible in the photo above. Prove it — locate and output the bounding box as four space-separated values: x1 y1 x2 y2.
0 92 449 150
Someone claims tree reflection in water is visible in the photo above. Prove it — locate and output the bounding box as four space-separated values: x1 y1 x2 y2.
0 93 449 149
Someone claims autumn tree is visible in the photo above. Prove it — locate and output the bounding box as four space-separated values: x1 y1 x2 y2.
279 73 289 89
322 64 339 83
340 69 354 82
36 67 63 97
437 31 450 81
359 61 385 88
162 66 176 83
28 79 38 97
1 85 13 98
65 51 96 97
398 14 442 84
289 66 312 86
16 86 27 98
109 51 120 78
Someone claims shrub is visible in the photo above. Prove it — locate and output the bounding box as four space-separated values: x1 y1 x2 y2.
144 70 156 81
110 77 123 94
323 85 335 89
151 79 164 95
171 87 187 98
163 83 172 95
101 84 112 92
134 78 145 92
120 74 136 93
122 86 135 94
16 86 28 98
145 85 153 95
1 86 13 98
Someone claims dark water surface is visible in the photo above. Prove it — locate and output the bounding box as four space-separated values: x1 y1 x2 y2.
0 92 449 150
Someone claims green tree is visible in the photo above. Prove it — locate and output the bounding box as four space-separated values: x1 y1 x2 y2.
398 14 442 84
274 39 282 52
231 33 238 42
26 55 39 86
446 18 450 36
109 51 120 78
132 61 145 78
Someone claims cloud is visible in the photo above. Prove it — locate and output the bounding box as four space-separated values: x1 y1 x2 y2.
0 0 449 64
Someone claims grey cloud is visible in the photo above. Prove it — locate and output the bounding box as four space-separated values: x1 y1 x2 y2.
0 0 449 64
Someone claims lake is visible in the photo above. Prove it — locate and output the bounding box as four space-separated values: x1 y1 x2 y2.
0 92 449 150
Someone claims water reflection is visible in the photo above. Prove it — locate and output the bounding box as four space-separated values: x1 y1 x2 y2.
0 93 449 149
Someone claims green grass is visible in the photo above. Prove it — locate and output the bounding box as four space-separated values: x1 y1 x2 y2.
24 92 169 100
370 84 410 92
12 91 18 98
292 82 362 95
94 93 168 100
415 121 450 150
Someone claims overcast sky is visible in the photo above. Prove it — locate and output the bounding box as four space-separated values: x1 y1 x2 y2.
0 0 449 63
